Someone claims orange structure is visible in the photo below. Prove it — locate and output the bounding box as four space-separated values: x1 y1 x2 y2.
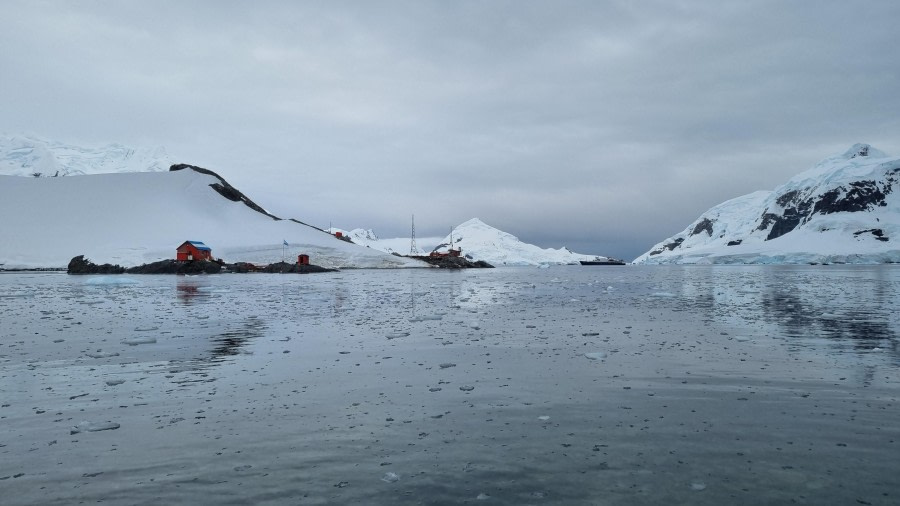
176 241 213 261
297 254 310 265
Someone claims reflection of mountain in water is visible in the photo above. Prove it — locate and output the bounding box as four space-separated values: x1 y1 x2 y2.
160 318 266 386
208 317 265 360
673 267 900 366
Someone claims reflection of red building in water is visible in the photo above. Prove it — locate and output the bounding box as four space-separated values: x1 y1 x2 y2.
176 241 213 261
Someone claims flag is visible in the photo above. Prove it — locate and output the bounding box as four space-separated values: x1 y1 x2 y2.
283 239 289 246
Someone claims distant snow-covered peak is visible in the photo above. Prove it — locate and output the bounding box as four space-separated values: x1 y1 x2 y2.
842 143 888 160
0 133 173 177
787 143 892 187
329 217 619 266
433 218 617 266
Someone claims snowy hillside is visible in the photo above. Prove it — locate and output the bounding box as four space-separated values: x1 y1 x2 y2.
0 134 172 177
430 218 617 266
327 227 442 256
634 144 900 264
0 166 422 269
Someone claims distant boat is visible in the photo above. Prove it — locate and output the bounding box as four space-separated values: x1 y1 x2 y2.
580 257 626 266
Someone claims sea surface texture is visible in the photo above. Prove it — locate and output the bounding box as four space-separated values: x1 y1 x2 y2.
1 266 898 505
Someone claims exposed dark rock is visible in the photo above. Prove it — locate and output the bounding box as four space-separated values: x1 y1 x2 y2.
256 261 337 273
765 200 813 241
757 213 779 231
410 256 493 269
126 259 222 274
650 237 685 255
813 181 887 215
760 176 894 241
849 144 870 158
853 229 889 242
776 190 800 208
227 262 260 273
690 218 714 237
67 255 126 274
68 256 334 275
726 239 743 246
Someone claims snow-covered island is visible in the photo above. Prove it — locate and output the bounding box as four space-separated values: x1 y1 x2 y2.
333 218 619 267
634 144 900 264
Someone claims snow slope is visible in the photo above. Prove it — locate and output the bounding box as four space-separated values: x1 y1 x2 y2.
634 144 900 264
327 227 442 256
0 167 422 269
0 134 172 177
430 218 618 266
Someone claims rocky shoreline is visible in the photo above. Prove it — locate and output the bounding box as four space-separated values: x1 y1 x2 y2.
409 255 494 269
66 255 336 275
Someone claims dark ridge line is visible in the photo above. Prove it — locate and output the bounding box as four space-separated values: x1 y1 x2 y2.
169 163 283 220
169 164 329 234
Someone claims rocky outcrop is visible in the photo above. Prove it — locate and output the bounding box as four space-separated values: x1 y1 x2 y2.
67 255 126 274
255 261 336 273
127 259 222 274
411 256 494 269
67 256 334 275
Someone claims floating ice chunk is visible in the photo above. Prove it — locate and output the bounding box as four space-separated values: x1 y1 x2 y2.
690 481 707 491
105 379 126 386
70 421 120 434
386 332 410 340
476 493 490 500
469 321 480 330
85 277 139 286
538 415 550 421
459 385 475 392
732 336 751 342
650 292 676 298
584 352 607 360
122 337 157 346
86 351 120 359
439 363 456 369
381 472 400 483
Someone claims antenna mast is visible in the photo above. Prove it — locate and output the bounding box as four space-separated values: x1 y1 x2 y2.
409 214 419 255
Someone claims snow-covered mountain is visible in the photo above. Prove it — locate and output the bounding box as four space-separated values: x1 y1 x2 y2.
0 164 421 269
430 218 617 266
634 144 900 264
0 134 172 177
330 218 614 266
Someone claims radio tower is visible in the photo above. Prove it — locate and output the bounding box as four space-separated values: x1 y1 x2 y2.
409 214 419 255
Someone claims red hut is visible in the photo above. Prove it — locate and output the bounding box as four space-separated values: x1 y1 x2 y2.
176 241 213 261
297 254 310 265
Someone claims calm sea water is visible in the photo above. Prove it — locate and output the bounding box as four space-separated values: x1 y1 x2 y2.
1 266 898 505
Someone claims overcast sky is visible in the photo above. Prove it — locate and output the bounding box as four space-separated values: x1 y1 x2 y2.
2 1 899 260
